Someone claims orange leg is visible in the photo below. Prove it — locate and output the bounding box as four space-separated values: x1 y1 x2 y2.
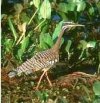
36 70 46 90
45 71 52 87
36 69 52 90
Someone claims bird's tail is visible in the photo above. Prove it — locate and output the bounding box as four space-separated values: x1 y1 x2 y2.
8 59 34 78
8 70 17 78
8 67 33 78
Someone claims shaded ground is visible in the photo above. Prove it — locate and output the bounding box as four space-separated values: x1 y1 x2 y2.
1 62 100 103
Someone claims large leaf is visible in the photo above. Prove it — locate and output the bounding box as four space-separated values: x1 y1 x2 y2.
79 40 87 50
44 33 53 47
65 40 72 53
33 0 40 8
67 3 76 11
79 40 87 59
8 17 18 42
40 0 51 19
21 12 30 23
93 81 100 96
65 40 72 60
14 3 23 14
89 7 95 15
4 39 13 53
76 1 86 12
87 41 96 48
52 21 63 40
58 3 68 13
17 35 29 60
40 33 53 49
67 0 86 11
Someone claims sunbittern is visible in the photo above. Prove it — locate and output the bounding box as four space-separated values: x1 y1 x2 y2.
8 22 84 89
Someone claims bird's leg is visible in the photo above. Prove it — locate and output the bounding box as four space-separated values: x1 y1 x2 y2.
36 69 47 90
45 71 52 87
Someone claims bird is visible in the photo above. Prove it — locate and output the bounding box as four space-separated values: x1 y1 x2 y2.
8 22 84 89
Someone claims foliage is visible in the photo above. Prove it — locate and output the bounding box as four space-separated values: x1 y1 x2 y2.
93 81 100 102
1 0 100 102
1 0 100 65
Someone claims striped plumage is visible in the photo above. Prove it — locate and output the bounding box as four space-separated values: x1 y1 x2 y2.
8 48 59 78
8 45 59 78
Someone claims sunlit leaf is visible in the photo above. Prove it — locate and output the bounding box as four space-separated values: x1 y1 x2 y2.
93 81 100 96
40 0 51 19
87 41 96 48
58 3 68 13
93 98 100 103
79 40 87 50
1 14 7 20
67 0 86 11
89 7 95 15
17 35 30 60
14 3 23 14
16 22 27 45
4 39 13 52
97 1 100 13
44 33 53 47
21 36 29 51
40 33 53 49
33 0 40 8
77 1 86 12
67 3 76 11
35 90 49 102
8 17 18 41
52 21 63 40
65 40 72 52
21 12 30 23
79 40 87 59
58 12 68 20
67 0 76 2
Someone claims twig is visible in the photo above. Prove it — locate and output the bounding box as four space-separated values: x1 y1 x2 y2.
34 19 46 31
28 9 39 25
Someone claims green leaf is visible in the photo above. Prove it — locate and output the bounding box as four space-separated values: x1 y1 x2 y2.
93 81 100 96
93 98 100 103
87 41 96 48
33 0 40 8
89 7 95 15
1 14 7 20
14 3 23 14
58 3 68 13
17 35 29 60
58 12 68 20
8 17 18 41
21 12 30 23
97 1 100 13
40 33 53 49
4 39 13 52
67 3 76 11
52 21 63 40
65 40 72 53
76 1 86 12
40 0 51 19
67 0 86 12
80 40 87 50
67 0 75 3
79 40 87 59
44 33 53 47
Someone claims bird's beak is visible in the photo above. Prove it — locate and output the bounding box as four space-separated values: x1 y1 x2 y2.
69 24 84 27
62 22 84 31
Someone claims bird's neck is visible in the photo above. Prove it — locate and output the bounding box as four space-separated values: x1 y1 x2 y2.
52 29 65 51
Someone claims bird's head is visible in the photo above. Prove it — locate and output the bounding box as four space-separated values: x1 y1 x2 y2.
62 22 84 31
